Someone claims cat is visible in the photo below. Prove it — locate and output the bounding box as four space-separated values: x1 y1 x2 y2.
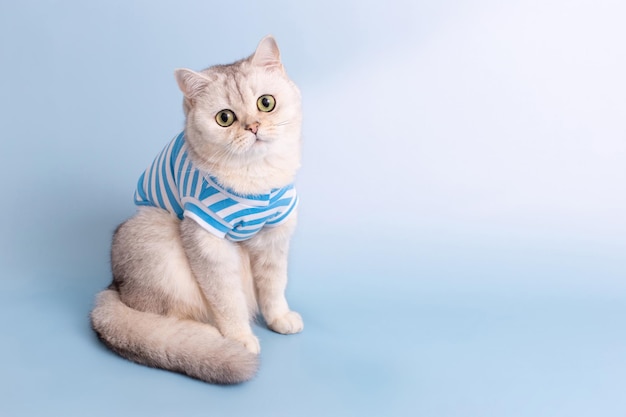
90 35 304 384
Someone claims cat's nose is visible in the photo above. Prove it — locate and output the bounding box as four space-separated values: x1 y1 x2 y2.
246 122 259 135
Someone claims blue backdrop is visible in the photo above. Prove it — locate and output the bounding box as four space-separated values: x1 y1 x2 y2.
1 1 625 416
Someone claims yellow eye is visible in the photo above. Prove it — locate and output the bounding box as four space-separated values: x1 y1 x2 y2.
257 95 276 112
215 110 236 127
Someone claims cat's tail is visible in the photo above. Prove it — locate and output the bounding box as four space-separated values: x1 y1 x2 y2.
90 289 258 384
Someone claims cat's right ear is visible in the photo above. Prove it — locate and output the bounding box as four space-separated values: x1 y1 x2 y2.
251 35 283 70
174 68 211 99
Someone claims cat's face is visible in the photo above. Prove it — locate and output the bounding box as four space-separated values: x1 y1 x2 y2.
175 37 302 167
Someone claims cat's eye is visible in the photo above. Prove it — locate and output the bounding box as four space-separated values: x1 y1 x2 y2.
257 95 276 112
215 110 236 127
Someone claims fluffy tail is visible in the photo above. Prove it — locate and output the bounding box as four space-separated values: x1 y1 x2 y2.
90 289 258 384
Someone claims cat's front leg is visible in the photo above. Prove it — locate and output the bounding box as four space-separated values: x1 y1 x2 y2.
180 218 260 354
244 214 303 335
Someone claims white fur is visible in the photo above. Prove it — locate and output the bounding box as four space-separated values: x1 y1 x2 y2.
90 36 303 384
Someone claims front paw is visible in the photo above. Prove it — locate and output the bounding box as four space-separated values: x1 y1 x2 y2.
267 311 304 334
232 333 261 355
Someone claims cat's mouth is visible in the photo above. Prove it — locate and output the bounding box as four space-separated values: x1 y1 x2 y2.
251 132 270 144
253 137 268 150
241 133 269 153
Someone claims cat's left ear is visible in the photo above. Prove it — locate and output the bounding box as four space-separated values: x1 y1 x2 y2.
251 35 283 70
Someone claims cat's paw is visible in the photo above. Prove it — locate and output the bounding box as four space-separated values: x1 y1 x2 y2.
232 333 261 355
267 311 304 334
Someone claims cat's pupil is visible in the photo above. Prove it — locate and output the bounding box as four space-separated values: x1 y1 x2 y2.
220 112 229 123
262 97 270 108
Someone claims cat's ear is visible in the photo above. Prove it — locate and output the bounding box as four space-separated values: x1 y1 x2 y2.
174 68 211 99
251 35 282 69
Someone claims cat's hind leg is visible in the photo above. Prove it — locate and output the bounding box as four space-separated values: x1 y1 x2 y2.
92 207 258 383
111 207 210 323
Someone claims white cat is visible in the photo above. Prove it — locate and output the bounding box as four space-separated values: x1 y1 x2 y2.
90 36 303 384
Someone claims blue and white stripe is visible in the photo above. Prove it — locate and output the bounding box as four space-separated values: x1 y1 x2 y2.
134 132 298 241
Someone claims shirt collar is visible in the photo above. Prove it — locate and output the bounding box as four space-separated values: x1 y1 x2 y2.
204 174 272 207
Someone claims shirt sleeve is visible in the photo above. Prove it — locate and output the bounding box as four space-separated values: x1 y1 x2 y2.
182 197 233 238
265 193 299 228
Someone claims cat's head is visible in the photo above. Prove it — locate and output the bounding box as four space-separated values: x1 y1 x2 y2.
174 36 302 193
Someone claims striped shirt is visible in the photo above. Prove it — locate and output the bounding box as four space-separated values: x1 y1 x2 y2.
134 132 298 241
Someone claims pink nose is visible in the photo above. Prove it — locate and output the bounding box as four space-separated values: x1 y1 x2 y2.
246 122 259 134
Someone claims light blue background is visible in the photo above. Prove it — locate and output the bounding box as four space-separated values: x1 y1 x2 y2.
1 1 625 416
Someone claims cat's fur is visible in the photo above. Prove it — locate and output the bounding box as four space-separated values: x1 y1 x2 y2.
90 36 303 384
